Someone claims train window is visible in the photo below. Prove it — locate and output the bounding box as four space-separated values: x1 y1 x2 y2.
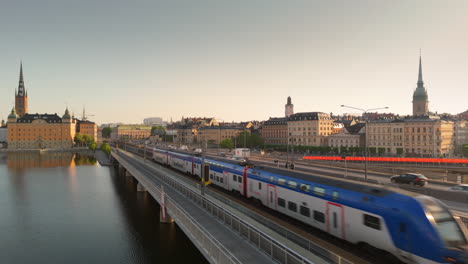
300 184 310 192
210 174 214 180
220 177 224 183
270 176 274 183
313 211 325 223
288 202 297 212
278 198 286 208
313 187 325 196
258 182 262 190
333 212 337 228
332 191 339 200
278 178 286 185
233 175 237 182
300 206 310 217
364 214 381 230
288 181 297 188
238 176 242 183
216 176 219 182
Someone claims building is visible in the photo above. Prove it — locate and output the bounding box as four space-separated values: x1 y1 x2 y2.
15 63 29 117
76 120 98 141
7 108 77 149
143 117 164 126
261 117 288 145
198 126 245 145
367 117 454 157
328 123 365 150
113 125 152 140
454 120 468 155
285 96 294 118
288 112 334 147
412 56 429 116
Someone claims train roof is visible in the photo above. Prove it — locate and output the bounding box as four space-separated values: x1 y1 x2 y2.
205 155 418 198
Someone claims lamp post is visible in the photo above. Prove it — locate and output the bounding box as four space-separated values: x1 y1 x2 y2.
340 105 389 180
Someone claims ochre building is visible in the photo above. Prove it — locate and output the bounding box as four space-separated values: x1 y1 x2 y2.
7 108 76 149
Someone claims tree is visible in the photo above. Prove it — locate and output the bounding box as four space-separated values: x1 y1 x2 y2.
101 142 111 155
368 147 377 156
219 138 234 149
463 144 468 157
378 147 386 156
396 148 404 156
82 134 95 146
151 125 166 136
234 131 264 148
89 142 97 151
102 127 112 138
74 133 84 146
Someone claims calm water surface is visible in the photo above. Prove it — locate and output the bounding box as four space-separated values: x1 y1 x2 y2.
0 152 207 264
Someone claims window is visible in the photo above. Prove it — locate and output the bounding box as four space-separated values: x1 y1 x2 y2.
220 177 223 184
313 187 325 196
210 174 214 180
288 201 297 212
332 191 339 200
216 176 219 182
278 178 286 185
364 214 381 230
300 206 310 217
313 211 325 223
278 198 285 208
270 176 274 182
238 176 242 183
258 182 262 190
288 181 297 188
233 175 237 182
300 184 310 192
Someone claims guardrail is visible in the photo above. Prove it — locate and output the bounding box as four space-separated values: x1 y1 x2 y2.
119 148 354 264
114 151 320 264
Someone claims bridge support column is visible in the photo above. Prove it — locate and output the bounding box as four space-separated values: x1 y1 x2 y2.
160 186 173 224
137 182 146 192
125 170 132 177
119 165 126 176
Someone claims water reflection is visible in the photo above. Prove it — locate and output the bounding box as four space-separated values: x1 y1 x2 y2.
6 151 96 170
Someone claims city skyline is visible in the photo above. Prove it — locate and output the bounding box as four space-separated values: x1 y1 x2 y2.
1 1 467 124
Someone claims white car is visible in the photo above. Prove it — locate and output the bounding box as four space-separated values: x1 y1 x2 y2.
448 184 468 192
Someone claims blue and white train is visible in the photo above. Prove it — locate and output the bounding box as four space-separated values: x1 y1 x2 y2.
150 147 468 264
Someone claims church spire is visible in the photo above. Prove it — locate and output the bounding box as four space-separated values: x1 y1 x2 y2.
18 62 26 96
417 55 424 87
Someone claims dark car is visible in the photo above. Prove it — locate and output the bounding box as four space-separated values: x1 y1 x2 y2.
390 173 428 187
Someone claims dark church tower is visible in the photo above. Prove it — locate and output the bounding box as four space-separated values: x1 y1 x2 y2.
285 96 294 117
412 56 429 116
15 63 29 117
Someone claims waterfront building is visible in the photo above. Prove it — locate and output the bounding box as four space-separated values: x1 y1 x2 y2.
76 119 98 141
7 108 77 149
261 117 288 145
366 116 454 157
328 123 365 150
15 63 29 117
288 112 334 147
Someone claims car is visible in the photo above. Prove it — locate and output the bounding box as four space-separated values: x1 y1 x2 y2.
448 184 468 192
390 173 428 187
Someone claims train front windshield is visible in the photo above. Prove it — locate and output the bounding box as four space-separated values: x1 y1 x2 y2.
418 197 468 248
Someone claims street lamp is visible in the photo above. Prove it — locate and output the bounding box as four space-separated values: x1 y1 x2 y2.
340 105 389 180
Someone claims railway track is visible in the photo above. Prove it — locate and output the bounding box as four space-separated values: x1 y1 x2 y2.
122 146 407 264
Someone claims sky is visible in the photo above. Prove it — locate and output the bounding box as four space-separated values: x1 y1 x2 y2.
1 0 467 125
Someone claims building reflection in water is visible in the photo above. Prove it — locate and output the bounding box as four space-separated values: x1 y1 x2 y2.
7 151 97 170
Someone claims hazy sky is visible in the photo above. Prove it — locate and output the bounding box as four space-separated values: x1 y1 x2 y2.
1 0 467 124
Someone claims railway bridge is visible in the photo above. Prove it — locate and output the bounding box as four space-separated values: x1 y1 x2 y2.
110 148 353 264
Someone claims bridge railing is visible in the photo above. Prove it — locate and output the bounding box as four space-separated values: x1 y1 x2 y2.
114 152 242 264
115 150 322 264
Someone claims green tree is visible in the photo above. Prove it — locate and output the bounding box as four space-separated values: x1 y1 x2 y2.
102 127 112 138
463 144 468 157
396 148 404 156
234 131 264 148
151 125 166 136
101 142 111 155
219 138 234 149
378 147 386 156
368 147 377 156
82 134 95 146
74 133 84 146
89 142 97 151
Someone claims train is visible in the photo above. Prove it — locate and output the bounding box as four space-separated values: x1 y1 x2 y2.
145 146 468 264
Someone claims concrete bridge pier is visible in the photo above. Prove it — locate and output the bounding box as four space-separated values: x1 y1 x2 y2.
118 164 126 176
137 182 146 192
159 185 173 224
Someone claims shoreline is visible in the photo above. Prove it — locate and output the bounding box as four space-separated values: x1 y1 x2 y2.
0 147 91 153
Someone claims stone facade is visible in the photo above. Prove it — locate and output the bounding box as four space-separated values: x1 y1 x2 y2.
7 109 76 149
77 120 98 141
261 117 288 145
367 117 454 157
288 112 334 147
198 126 245 144
114 125 151 139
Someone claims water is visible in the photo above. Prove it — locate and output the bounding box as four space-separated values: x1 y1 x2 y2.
0 152 208 264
